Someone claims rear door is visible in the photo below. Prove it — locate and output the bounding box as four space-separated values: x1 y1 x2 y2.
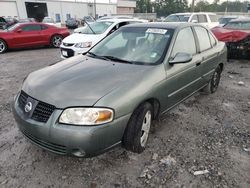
164 26 203 109
193 26 220 85
13 24 42 47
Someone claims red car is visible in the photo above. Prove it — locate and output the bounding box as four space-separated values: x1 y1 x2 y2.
0 22 70 53
211 18 250 59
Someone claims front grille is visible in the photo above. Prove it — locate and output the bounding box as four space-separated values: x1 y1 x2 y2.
22 129 67 154
18 91 56 123
32 101 56 123
18 91 28 109
63 43 74 47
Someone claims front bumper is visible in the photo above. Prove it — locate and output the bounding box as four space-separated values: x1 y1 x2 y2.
60 45 90 58
12 94 131 157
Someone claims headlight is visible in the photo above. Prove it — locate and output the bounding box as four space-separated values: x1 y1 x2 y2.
59 108 114 125
74 42 92 48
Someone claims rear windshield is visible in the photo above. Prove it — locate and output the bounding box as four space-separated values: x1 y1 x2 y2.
165 15 190 22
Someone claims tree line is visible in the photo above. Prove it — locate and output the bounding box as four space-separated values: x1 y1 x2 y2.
135 0 250 17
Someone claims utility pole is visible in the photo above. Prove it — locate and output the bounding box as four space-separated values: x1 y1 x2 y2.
191 0 195 12
94 0 97 19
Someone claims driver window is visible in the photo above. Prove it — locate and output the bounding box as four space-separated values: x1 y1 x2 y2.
171 27 196 58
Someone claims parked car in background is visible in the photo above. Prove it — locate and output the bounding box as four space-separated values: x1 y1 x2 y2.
97 15 134 21
60 19 146 58
13 22 227 157
211 18 250 59
218 16 243 27
43 17 61 27
65 18 79 29
0 22 70 53
81 16 95 25
0 17 7 29
5 17 18 27
18 18 36 23
165 12 219 28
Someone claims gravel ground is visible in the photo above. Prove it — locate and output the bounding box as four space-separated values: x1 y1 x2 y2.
0 48 249 188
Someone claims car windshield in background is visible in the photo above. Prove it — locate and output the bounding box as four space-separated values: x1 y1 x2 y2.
219 18 233 25
5 23 20 31
89 27 173 65
224 21 250 30
79 21 113 34
165 15 190 22
43 19 53 23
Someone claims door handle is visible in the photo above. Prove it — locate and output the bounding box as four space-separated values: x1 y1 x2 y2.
196 62 201 66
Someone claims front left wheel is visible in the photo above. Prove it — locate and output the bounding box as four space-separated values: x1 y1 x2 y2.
0 39 7 54
50 35 63 48
122 102 153 153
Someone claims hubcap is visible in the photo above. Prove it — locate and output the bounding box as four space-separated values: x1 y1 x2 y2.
212 71 220 90
0 41 5 53
140 111 152 147
53 36 62 47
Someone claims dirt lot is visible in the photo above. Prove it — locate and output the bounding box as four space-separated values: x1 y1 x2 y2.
0 48 249 188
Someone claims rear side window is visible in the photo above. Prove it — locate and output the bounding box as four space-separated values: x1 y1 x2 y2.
21 25 41 31
194 26 211 52
171 27 196 57
208 32 216 47
209 15 218 22
198 15 207 23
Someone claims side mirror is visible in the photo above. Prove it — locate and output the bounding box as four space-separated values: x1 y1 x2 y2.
191 20 198 23
169 52 192 64
16 29 22 33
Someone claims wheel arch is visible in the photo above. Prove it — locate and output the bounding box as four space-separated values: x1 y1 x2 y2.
0 38 8 47
218 63 224 71
133 97 161 120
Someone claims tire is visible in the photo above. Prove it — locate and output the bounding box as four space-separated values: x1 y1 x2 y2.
50 35 63 48
122 102 153 153
202 66 222 94
0 39 7 54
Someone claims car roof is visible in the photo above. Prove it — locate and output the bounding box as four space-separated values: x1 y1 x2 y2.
172 12 216 16
123 22 198 30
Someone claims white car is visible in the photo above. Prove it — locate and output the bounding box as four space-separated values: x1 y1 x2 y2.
60 19 147 58
165 12 219 29
43 17 61 28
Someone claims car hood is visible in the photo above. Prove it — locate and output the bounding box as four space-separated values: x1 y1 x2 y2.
62 33 103 44
211 26 250 42
22 55 153 108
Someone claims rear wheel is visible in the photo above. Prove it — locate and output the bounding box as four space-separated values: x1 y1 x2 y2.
0 39 7 53
122 102 153 153
50 35 63 48
202 66 221 94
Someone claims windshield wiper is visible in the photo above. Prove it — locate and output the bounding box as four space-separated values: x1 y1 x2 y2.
100 56 133 64
87 52 110 61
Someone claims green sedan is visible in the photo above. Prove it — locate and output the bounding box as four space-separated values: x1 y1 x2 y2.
13 23 227 157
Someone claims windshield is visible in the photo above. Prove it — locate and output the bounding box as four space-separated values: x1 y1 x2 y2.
165 15 190 22
224 21 250 30
219 18 235 25
89 27 173 65
5 23 20 31
79 21 113 34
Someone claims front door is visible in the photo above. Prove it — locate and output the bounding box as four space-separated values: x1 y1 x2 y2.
163 26 203 110
13 24 42 48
